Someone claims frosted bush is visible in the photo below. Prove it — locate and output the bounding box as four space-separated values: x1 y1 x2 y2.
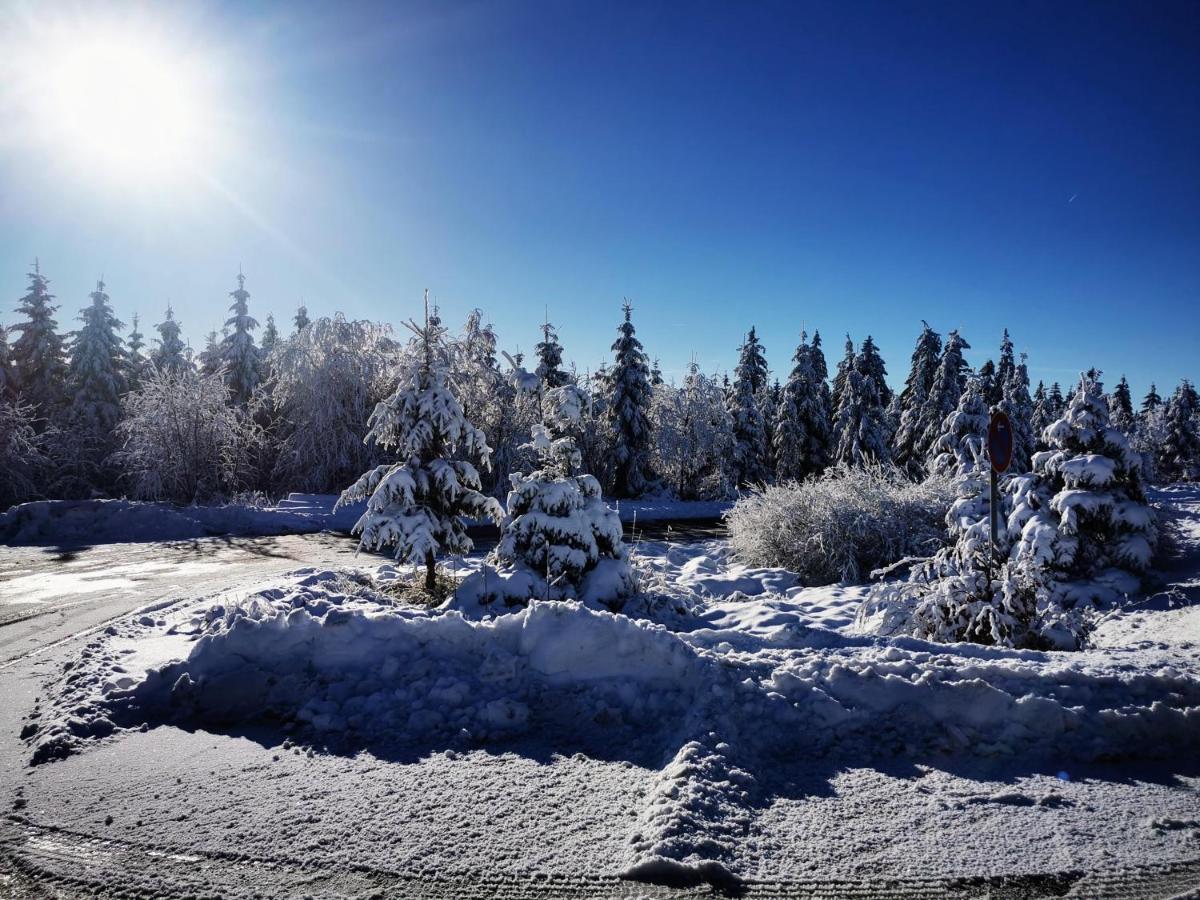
725 464 955 585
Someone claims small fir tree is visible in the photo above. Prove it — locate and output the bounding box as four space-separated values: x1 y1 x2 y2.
606 300 654 497
219 271 261 405
10 260 68 421
893 322 943 475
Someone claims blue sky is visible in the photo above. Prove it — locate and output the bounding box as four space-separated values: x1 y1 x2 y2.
0 0 1197 397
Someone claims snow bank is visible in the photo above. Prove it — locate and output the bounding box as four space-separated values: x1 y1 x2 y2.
0 499 320 545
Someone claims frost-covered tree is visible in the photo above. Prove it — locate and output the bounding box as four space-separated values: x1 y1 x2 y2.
337 296 503 592
606 301 654 497
773 331 832 481
918 329 970 467
534 318 571 390
152 305 188 373
1141 383 1163 416
651 361 733 499
832 346 891 466
893 322 943 475
1002 373 1157 646
116 367 261 503
219 272 261 405
1109 375 1135 435
68 280 127 438
10 261 68 421
830 334 855 415
858 335 891 409
270 315 397 493
198 330 222 376
727 327 771 487
492 382 635 605
929 376 989 477
1157 380 1200 482
997 353 1035 473
977 359 997 408
0 326 13 402
293 304 310 334
1031 381 1054 446
994 329 1016 405
126 313 147 389
650 359 664 386
0 399 48 507
260 313 280 356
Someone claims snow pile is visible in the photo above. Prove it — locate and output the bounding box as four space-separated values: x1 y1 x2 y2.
0 499 320 545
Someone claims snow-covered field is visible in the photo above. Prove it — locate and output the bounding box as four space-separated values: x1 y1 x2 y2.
3 491 1197 896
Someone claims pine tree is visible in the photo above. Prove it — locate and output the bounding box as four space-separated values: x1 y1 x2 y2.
219 271 262 405
126 313 147 390
650 358 664 386
1048 382 1065 418
858 335 891 409
64 280 127 489
261 313 280 356
977 359 997 407
918 330 971 469
773 331 832 481
534 318 571 389
337 294 503 592
727 327 770 487
997 353 1035 473
10 260 68 422
830 334 855 415
198 330 222 376
1109 375 1135 435
606 301 654 497
893 322 943 474
929 376 989 477
1141 383 1163 415
1158 380 1200 482
294 304 310 334
832 346 891 466
151 305 187 374
995 329 1016 405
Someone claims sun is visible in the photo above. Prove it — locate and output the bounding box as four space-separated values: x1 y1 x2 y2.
8 18 218 184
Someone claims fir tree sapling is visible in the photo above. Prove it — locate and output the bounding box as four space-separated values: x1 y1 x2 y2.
337 295 503 592
219 271 261 406
606 300 654 497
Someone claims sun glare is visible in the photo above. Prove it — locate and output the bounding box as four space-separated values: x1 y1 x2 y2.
15 21 216 183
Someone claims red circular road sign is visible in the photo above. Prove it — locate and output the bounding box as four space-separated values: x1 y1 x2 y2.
988 410 1014 474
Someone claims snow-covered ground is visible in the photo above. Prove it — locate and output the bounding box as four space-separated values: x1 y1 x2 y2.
1 490 1198 896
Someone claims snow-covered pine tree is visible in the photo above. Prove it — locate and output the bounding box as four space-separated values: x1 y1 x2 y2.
1158 380 1200 482
832 345 891 466
293 304 310 334
534 317 571 389
997 352 1035 473
650 358 664 386
1140 383 1162 416
219 272 261 405
337 294 503 592
198 331 222 376
892 322 943 475
1109 375 1135 435
994 329 1016 406
858 335 891 408
830 334 855 415
773 331 832 481
64 279 127 489
918 329 970 469
977 359 997 408
606 300 654 497
1048 382 1065 418
10 260 68 422
261 313 280 356
727 327 771 487
493 381 635 605
929 375 989 477
126 313 146 390
151 305 188 373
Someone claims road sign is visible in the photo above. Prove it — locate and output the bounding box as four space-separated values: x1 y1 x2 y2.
988 410 1014 474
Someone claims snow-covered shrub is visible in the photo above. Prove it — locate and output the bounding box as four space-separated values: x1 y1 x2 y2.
115 367 261 503
338 300 503 591
0 400 48 508
268 315 395 493
726 464 954 584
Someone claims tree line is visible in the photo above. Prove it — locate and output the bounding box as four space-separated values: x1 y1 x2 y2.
2 261 1198 510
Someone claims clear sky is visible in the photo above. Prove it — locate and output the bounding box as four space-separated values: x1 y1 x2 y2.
1 0 1197 397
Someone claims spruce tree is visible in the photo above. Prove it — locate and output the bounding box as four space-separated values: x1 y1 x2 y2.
997 353 1035 472
606 300 654 497
929 375 989 477
64 280 127 489
832 346 891 466
893 322 943 474
977 359 997 407
1141 383 1163 415
830 334 855 414
219 271 262 405
727 328 770 487
650 359 664 386
858 335 891 408
0 325 13 401
918 330 971 470
10 260 68 422
261 313 280 356
1159 380 1200 482
151 305 188 373
1048 382 1065 418
294 304 310 334
337 294 502 592
126 313 147 390
995 329 1016 405
534 318 571 389
1109 375 1135 435
773 331 832 481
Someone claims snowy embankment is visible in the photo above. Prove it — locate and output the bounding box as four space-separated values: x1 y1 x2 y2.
0 494 730 546
21 525 1200 886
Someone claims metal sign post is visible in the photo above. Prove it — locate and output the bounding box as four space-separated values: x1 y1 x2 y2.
986 411 1014 580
